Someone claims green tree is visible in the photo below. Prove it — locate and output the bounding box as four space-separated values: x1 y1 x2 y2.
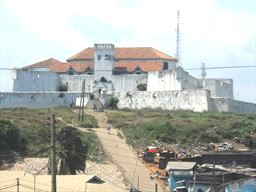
56 126 88 175
0 119 27 153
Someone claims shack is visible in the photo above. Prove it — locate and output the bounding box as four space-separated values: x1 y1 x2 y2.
166 161 196 191
201 151 256 168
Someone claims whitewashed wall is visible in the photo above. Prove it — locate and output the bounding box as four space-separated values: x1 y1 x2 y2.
147 68 200 92
114 90 211 112
112 74 147 92
13 71 61 92
202 79 233 99
210 98 256 113
147 71 182 91
0 92 77 108
59 75 94 92
1 91 255 112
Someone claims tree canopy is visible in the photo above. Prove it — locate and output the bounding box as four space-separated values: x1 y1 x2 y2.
56 126 88 175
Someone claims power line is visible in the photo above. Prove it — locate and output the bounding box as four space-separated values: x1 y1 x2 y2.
0 65 255 71
186 65 256 70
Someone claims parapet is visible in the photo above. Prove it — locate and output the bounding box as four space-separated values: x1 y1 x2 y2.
94 44 115 50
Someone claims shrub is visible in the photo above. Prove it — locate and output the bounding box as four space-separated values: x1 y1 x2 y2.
106 97 119 109
0 119 27 153
57 84 68 92
137 83 147 91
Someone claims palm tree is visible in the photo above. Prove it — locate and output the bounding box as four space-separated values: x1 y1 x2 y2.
55 126 88 175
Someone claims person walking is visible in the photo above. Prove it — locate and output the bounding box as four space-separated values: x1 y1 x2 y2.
107 123 112 135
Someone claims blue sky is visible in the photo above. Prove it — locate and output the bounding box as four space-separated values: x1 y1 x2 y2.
0 0 255 103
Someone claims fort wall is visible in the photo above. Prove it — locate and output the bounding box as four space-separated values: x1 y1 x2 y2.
1 91 255 113
114 90 210 112
210 97 256 113
13 71 61 92
0 92 77 108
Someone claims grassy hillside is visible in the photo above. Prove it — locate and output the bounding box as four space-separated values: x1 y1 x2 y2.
0 108 102 161
106 109 256 149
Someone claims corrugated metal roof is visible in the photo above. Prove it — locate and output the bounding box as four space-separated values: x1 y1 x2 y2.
165 161 196 171
0 171 127 192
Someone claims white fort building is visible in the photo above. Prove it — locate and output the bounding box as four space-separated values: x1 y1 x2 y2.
1 43 255 112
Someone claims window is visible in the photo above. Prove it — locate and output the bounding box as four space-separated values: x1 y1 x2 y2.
163 62 168 70
135 70 141 74
97 55 101 60
105 55 111 60
68 68 74 75
158 72 163 78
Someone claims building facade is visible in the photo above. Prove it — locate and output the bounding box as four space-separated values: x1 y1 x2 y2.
1 43 255 112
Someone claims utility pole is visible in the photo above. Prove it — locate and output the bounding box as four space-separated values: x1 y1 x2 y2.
81 80 86 122
137 176 139 192
78 79 86 121
51 114 56 192
16 178 19 192
33 174 36 192
176 10 181 66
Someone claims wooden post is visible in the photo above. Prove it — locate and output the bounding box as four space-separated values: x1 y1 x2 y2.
137 176 139 191
16 178 19 192
34 174 36 192
81 80 86 122
51 114 56 192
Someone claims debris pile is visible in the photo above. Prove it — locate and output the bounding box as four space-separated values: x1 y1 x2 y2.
9 158 48 174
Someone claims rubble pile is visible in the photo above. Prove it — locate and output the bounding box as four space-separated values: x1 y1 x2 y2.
9 158 48 174
139 141 237 160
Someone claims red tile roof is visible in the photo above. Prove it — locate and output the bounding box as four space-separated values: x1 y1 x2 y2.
23 58 63 70
23 58 92 73
23 58 164 73
115 61 163 72
67 47 176 61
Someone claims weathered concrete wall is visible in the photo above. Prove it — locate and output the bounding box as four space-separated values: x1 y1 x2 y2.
114 90 211 112
0 92 77 108
179 68 201 90
210 97 256 113
1 91 255 112
147 71 181 91
60 74 146 92
13 71 61 92
147 68 200 92
75 94 112 107
112 74 147 92
202 79 233 99
59 75 94 92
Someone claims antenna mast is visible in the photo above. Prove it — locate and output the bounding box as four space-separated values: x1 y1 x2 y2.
176 10 181 66
201 62 207 79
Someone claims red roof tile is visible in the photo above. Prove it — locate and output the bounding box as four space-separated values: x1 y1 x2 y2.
23 58 92 73
23 58 63 70
115 61 163 72
67 47 176 61
69 62 93 72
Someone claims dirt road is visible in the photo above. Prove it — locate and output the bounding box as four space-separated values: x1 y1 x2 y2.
83 110 163 192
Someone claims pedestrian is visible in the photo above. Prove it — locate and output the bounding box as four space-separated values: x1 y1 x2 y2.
107 123 112 134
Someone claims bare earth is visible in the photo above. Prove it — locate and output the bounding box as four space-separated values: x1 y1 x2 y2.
81 110 164 192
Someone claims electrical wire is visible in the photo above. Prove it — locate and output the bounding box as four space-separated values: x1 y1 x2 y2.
20 183 49 192
186 65 256 70
0 184 16 190
1 65 256 71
